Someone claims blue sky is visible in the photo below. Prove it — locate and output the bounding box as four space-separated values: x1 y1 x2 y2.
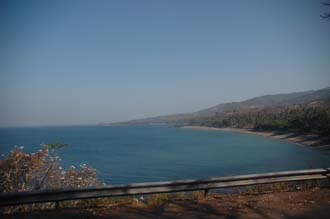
1 0 330 126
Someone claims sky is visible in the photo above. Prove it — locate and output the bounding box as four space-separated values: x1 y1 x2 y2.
0 0 330 126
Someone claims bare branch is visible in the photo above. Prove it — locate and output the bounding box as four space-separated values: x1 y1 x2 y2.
321 2 330 19
320 13 330 18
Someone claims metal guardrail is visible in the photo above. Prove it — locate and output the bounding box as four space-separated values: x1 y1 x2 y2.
0 168 329 207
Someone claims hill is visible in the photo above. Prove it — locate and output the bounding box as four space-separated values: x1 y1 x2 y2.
107 87 330 126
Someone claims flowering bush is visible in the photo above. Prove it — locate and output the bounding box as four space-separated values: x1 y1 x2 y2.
0 144 103 193
0 144 104 213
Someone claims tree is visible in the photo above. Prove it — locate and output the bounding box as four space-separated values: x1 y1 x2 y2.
321 2 330 18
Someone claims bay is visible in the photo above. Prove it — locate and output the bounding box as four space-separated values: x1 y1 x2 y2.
1 125 329 184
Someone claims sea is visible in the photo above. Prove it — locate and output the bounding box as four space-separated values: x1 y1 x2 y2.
1 125 329 185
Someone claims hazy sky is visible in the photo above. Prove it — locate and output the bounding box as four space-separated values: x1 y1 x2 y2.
1 0 330 126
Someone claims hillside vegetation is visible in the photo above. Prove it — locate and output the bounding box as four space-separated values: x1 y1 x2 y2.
189 105 330 136
109 87 330 136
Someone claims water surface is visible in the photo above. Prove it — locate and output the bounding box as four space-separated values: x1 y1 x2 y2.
0 125 329 184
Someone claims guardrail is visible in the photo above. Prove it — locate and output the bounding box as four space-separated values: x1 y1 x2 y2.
1 168 329 207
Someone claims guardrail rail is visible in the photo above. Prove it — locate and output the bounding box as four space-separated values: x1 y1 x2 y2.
1 167 329 207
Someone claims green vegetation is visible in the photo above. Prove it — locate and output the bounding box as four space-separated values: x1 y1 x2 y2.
188 105 330 136
109 87 330 128
44 143 69 149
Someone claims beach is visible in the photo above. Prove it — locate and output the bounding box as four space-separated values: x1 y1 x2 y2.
182 126 330 149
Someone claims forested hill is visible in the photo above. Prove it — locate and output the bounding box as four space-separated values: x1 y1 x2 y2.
106 87 330 134
194 87 330 116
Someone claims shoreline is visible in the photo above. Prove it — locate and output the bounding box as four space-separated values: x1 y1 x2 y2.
182 126 330 149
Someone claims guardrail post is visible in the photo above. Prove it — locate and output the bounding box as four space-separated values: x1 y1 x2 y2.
204 189 209 197
55 201 59 210
0 168 328 207
326 168 330 187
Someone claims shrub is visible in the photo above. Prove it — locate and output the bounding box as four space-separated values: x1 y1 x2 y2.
0 144 104 213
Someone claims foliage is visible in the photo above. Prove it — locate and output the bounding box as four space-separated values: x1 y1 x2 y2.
147 193 170 207
321 2 330 18
44 143 69 149
0 144 104 213
188 105 330 135
0 144 103 193
190 191 204 199
242 180 325 195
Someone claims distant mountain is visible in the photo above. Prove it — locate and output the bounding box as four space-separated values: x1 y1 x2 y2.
196 87 330 116
106 87 330 125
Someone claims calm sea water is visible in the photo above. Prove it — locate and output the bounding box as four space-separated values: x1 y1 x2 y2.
0 125 330 185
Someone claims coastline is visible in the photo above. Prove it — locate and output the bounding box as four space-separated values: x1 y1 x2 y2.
182 126 330 149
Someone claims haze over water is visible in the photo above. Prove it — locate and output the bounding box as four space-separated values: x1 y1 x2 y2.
1 125 329 184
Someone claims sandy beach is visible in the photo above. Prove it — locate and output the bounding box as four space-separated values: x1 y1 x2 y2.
182 126 330 149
